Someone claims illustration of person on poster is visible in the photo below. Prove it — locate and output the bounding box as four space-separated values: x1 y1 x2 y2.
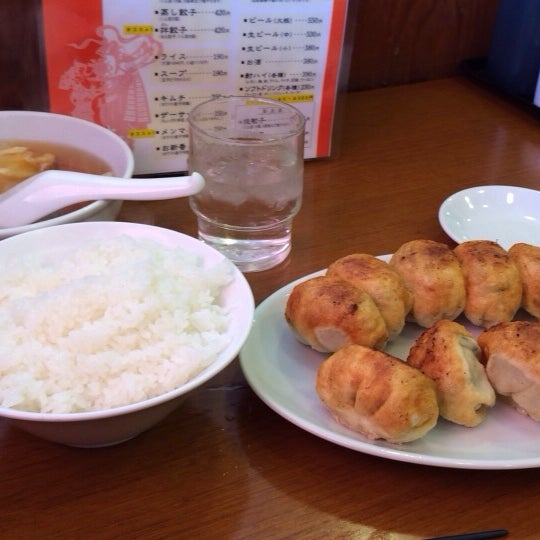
59 25 162 146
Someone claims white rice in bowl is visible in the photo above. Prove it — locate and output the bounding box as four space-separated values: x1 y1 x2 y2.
0 235 234 413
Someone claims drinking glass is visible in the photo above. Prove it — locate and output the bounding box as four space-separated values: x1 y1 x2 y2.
188 96 305 272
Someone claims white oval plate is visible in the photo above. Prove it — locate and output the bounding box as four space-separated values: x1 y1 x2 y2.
240 266 540 470
438 185 540 249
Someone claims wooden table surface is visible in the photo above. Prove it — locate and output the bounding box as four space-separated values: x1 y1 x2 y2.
3 77 540 539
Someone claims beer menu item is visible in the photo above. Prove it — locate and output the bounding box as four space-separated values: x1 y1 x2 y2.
41 0 351 175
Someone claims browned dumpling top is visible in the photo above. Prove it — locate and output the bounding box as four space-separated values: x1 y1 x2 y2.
316 344 439 443
285 275 388 353
508 242 540 318
389 239 466 328
454 240 522 328
326 253 412 340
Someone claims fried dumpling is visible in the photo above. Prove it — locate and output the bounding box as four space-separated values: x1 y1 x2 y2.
454 240 522 328
508 242 540 318
389 239 466 328
407 319 495 427
285 275 388 353
477 321 540 420
316 344 439 443
326 253 412 340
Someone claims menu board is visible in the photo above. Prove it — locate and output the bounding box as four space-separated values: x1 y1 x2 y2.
41 0 351 175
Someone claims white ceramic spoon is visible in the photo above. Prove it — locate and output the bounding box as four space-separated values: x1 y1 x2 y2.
0 170 205 228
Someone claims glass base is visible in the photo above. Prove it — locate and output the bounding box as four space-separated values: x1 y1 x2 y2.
197 219 292 272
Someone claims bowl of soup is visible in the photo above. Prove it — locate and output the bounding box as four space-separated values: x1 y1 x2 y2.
0 110 134 239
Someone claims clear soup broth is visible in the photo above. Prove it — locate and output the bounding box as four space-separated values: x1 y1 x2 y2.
0 140 111 194
0 141 113 219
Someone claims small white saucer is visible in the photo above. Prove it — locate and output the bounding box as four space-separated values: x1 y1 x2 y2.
438 185 540 249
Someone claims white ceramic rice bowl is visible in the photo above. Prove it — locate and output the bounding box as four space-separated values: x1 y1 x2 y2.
0 111 134 240
0 222 255 447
